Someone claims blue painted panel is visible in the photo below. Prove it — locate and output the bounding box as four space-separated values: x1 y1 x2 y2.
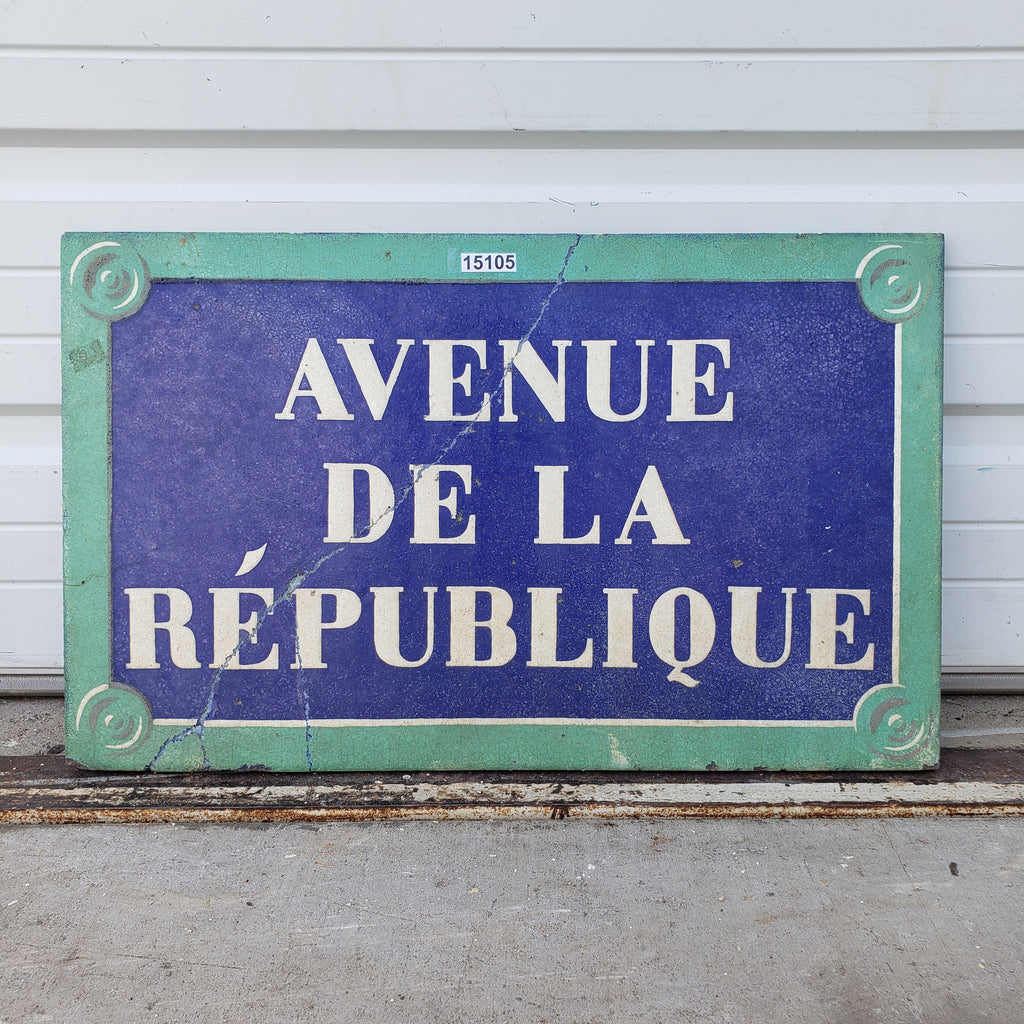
111 279 893 722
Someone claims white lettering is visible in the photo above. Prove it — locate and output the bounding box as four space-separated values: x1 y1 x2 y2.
446 586 517 666
649 587 716 686
292 588 361 669
583 339 653 422
805 588 875 670
603 588 639 668
275 338 352 421
370 587 437 668
526 587 593 668
410 464 476 544
534 465 600 544
209 588 279 670
667 339 734 421
499 339 570 422
615 466 690 546
424 339 491 421
124 587 201 669
323 462 395 544
337 338 414 420
729 586 797 669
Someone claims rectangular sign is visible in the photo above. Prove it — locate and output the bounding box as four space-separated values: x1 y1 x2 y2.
61 233 943 772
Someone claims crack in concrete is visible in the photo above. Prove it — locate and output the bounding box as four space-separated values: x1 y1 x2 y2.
148 235 583 770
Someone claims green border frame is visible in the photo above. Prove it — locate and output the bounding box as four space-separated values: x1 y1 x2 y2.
61 233 943 772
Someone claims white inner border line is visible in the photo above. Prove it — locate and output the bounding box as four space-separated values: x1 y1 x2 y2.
148 276 903 735
892 321 902 689
154 717 856 728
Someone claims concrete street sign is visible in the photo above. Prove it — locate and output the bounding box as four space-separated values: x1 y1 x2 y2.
61 233 943 771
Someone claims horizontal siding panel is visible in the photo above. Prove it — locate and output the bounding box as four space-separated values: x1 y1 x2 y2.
942 584 1024 669
0 585 62 670
0 341 60 404
943 465 1024 523
5 185 1023 215
944 340 1024 406
944 273 1024 336
2 198 1023 271
0 528 61 581
0 466 62 523
0 275 58 335
3 57 1023 133
5 144 1024 191
944 527 1024 580
944 414 1024 460
0 413 60 456
5 3 1024 50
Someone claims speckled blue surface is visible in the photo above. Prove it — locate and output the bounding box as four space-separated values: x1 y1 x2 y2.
110 278 894 724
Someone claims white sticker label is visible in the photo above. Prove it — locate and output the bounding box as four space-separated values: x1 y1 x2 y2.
460 253 517 273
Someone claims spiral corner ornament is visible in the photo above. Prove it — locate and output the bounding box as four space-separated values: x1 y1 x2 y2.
74 683 154 756
855 689 935 763
68 241 151 321
855 244 930 323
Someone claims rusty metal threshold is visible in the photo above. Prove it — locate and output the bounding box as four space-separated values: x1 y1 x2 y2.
2 749 1024 823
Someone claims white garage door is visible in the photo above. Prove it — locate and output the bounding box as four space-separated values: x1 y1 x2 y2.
1 3 1021 689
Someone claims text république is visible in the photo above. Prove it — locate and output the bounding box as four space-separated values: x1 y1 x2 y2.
122 335 878 685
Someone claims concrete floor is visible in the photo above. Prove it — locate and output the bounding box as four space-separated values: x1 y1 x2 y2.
2 817 1022 1023
2 695 1023 1023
